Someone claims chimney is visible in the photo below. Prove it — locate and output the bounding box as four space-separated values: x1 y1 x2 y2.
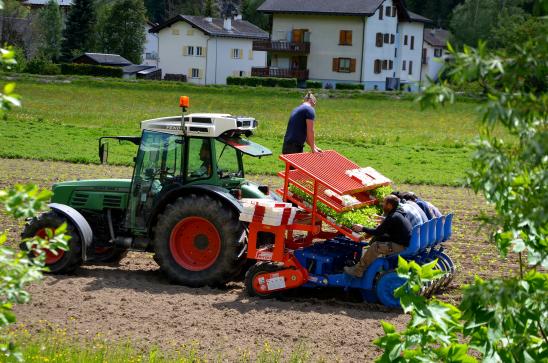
234 14 242 21
223 17 232 31
205 17 213 23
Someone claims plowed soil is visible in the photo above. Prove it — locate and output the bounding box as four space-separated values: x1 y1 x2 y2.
0 159 519 362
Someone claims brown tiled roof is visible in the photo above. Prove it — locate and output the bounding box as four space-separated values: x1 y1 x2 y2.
424 29 450 47
150 15 269 40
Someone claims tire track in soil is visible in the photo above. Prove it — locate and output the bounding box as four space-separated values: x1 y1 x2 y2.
1 159 519 361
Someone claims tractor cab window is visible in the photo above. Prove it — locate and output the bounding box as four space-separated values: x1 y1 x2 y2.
215 139 243 178
187 138 212 181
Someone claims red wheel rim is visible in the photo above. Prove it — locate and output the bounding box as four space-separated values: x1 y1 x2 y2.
169 217 221 271
35 228 65 265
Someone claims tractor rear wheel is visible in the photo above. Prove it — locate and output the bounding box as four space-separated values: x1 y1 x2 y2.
21 211 83 274
153 194 245 287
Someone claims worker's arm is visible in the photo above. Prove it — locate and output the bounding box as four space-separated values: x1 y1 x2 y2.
306 119 321 153
353 216 391 236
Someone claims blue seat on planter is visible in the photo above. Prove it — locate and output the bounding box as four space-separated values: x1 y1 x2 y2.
443 213 453 242
436 217 444 244
428 219 437 248
400 225 420 258
419 221 429 251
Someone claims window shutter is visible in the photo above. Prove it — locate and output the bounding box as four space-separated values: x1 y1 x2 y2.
347 31 352 45
390 34 395 44
411 36 415 50
409 61 413 75
379 5 383 20
332 58 339 72
182 46 188 56
248 50 253 60
350 58 356 73
188 68 193 78
385 6 390 16
202 47 207 57
239 49 243 59
374 59 380 74
404 35 408 45
230 48 234 58
376 33 383 47
392 6 397 17
389 60 393 70
187 28 194 36
339 30 345 45
402 60 406 71
384 33 389 44
199 69 204 79
382 60 387 70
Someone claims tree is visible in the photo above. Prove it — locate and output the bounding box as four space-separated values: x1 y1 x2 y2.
93 0 113 55
61 0 96 60
204 0 218 17
36 0 63 62
102 0 146 64
375 11 547 362
241 0 268 30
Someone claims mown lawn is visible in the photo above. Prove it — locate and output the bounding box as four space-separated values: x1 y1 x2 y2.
0 75 491 185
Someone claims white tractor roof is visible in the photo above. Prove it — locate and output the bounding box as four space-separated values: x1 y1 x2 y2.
141 113 258 138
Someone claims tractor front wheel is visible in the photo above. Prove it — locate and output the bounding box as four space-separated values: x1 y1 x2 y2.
21 211 83 274
153 194 245 287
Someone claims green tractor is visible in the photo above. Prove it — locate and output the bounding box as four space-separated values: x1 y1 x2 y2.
22 100 275 287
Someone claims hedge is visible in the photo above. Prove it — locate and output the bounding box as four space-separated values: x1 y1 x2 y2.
305 80 323 88
60 63 123 78
336 83 364 90
24 58 61 75
226 76 297 88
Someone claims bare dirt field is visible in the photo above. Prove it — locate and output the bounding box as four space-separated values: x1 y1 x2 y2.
0 158 519 362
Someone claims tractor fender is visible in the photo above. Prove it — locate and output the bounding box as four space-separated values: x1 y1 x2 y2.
148 184 243 236
49 203 93 262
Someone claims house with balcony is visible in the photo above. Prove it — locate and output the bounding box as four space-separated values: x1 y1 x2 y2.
422 28 450 83
143 21 160 67
255 0 431 91
150 14 268 85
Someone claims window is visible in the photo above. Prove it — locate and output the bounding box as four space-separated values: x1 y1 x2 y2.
374 59 382 74
434 48 443 57
383 33 389 44
389 60 393 70
391 6 397 17
145 53 152 60
172 28 180 35
379 5 383 20
275 31 287 41
239 70 246 77
339 30 352 46
395 48 397 57
333 58 356 73
409 60 413 75
390 34 395 44
404 35 408 45
191 68 200 78
187 28 194 36
385 6 390 16
402 60 406 71
376 32 383 47
215 140 242 178
410 36 415 50
183 46 194 56
196 46 203 56
382 60 388 70
187 138 212 181
232 48 241 59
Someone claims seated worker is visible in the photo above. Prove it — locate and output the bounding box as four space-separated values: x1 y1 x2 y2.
190 141 212 178
401 192 441 219
400 200 423 227
344 195 412 278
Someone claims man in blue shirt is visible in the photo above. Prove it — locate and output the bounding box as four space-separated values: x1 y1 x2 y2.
282 92 321 154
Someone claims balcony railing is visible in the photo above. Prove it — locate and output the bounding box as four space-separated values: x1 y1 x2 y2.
251 67 309 80
252 40 310 54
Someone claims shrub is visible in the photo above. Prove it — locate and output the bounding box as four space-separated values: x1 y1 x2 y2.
306 80 322 88
60 63 123 78
336 82 363 90
226 76 297 88
24 57 61 75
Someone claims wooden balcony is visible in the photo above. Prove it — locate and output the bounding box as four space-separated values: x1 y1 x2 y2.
251 67 309 80
252 40 310 54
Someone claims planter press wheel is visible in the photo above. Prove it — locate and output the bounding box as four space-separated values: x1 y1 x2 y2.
375 271 406 308
245 263 283 299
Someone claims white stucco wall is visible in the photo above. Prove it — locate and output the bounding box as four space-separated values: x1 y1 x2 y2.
271 14 364 82
397 22 424 87
421 43 447 83
206 37 267 85
143 24 159 66
362 0 398 89
156 20 266 85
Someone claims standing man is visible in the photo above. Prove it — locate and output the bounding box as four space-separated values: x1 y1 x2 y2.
282 92 321 154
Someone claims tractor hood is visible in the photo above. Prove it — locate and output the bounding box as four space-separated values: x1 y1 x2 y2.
51 179 132 209
53 179 132 191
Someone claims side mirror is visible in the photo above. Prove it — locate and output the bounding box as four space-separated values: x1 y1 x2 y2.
99 142 109 164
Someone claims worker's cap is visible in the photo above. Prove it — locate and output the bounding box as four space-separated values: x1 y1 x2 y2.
304 91 317 104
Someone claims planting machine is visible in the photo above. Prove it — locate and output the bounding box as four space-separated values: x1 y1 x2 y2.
243 151 455 307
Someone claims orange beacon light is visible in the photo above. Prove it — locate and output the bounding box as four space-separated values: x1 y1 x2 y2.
179 96 190 110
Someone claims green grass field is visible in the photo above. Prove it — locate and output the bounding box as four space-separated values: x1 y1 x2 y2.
0 75 489 185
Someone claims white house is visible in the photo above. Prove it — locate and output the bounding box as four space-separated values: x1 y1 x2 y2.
143 21 159 67
421 28 450 83
256 0 431 91
150 14 269 85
